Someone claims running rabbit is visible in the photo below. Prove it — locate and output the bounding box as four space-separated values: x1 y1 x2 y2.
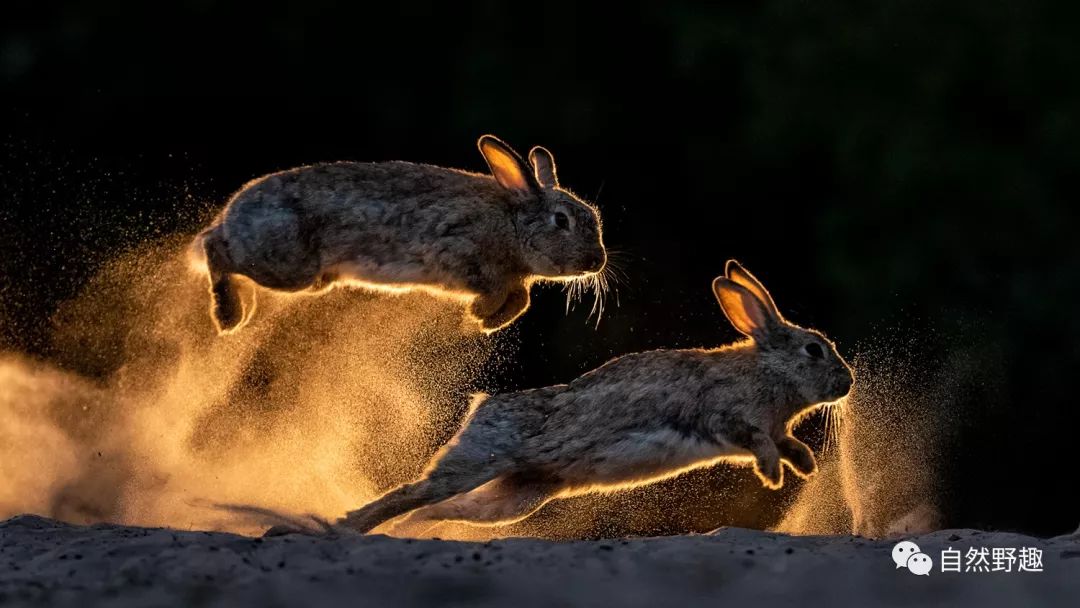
194 135 606 333
339 260 854 533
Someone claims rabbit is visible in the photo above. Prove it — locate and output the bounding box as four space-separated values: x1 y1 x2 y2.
193 135 607 334
338 260 854 533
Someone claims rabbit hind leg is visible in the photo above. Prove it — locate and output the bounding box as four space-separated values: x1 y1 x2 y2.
338 448 510 533
404 472 561 528
203 232 247 333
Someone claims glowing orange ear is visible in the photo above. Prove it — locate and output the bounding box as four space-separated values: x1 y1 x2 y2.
478 135 533 194
712 277 771 337
725 260 782 321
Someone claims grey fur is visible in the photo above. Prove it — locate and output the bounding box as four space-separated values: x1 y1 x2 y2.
339 261 854 533
194 135 606 333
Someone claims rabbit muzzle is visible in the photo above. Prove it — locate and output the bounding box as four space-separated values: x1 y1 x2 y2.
585 251 607 273
829 367 855 401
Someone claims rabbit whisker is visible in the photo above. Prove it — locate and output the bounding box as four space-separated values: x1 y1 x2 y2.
820 397 846 454
561 263 619 328
822 402 834 454
832 398 845 451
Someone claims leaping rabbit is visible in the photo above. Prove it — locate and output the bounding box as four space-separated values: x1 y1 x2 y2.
339 260 854 533
194 135 606 333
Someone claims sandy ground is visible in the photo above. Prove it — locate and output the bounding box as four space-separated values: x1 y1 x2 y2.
0 515 1077 607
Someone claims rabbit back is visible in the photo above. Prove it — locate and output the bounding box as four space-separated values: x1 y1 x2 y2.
213 161 522 293
463 348 766 488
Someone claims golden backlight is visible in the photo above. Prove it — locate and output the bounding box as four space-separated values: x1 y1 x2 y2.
0 237 941 540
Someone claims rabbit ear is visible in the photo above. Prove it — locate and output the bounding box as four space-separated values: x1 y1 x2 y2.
478 135 536 195
712 277 776 338
529 146 559 189
725 260 784 322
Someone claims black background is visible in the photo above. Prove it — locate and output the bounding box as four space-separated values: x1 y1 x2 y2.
3 1 1079 536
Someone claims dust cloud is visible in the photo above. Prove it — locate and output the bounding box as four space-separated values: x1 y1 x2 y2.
778 329 993 537
0 237 497 535
1 234 978 540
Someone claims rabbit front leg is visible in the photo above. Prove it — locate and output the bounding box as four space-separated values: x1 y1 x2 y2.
710 414 783 489
469 281 530 332
747 431 784 489
776 435 817 478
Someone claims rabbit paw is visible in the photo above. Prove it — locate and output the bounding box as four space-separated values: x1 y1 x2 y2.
472 285 530 332
262 516 347 538
753 457 784 490
212 300 245 333
745 430 784 489
210 273 250 334
777 436 817 478
262 524 308 537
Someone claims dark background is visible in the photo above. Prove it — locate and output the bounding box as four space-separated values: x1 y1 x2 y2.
2 1 1078 536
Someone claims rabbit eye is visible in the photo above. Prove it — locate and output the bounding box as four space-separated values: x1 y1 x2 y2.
553 211 570 230
804 342 824 359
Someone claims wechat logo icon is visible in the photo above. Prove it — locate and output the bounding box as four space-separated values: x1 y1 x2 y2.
893 540 933 576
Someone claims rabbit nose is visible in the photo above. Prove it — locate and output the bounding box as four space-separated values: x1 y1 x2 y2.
588 252 606 272
838 372 854 393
